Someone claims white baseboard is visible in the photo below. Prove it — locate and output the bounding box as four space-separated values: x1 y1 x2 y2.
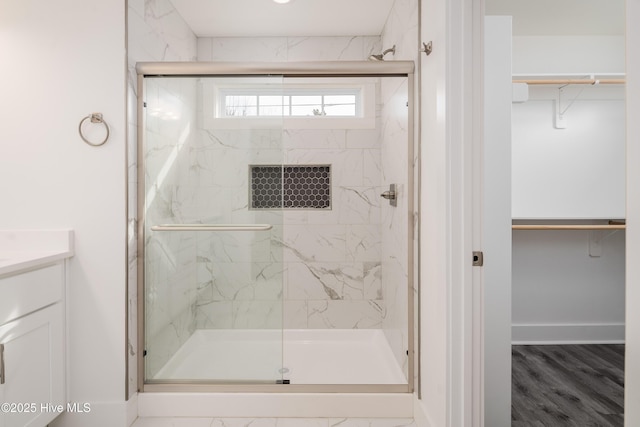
512 323 625 345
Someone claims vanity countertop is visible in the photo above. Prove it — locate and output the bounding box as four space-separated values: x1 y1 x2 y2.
0 229 74 277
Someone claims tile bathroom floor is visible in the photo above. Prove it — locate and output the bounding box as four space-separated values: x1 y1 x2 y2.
131 418 416 427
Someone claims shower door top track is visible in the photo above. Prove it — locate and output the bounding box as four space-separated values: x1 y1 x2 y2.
135 60 414 78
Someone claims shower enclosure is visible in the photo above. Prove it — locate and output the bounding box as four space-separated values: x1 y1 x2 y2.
137 62 416 392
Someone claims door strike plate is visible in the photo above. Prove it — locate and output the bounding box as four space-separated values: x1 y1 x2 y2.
472 251 484 266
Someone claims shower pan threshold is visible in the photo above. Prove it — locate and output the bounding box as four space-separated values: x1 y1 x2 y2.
153 329 406 385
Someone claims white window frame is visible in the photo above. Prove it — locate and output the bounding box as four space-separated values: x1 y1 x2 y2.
201 77 376 129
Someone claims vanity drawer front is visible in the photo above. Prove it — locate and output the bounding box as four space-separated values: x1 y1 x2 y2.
0 263 63 326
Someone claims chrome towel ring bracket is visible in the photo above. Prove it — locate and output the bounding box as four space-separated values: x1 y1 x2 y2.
78 112 110 146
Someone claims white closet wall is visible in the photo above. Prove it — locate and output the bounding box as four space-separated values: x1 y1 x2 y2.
511 34 626 344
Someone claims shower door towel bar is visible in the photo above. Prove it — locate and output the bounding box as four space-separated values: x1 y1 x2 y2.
78 112 110 146
151 224 273 232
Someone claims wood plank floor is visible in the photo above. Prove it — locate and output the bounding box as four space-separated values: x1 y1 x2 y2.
512 344 625 426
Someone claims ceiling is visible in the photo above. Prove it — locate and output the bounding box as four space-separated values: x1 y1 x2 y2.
486 0 624 36
169 0 397 37
169 0 624 39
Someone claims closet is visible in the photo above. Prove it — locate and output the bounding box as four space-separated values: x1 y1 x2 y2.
484 1 626 425
499 2 627 425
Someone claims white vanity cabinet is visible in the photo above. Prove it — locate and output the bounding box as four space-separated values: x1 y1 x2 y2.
0 230 73 427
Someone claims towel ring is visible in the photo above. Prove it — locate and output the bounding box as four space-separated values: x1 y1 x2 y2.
79 113 110 146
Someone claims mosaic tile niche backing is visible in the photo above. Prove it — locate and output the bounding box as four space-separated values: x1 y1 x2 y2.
250 165 331 209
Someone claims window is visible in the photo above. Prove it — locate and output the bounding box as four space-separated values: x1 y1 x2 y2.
202 78 376 129
223 91 359 118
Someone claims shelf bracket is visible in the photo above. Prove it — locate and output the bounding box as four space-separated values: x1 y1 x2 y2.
589 229 621 257
555 84 589 129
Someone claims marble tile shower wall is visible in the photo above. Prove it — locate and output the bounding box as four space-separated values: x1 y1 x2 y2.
380 0 419 379
144 77 200 379
192 97 386 331
128 0 198 382
380 77 410 377
192 38 388 333
197 36 382 62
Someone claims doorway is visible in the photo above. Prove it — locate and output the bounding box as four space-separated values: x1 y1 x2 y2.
483 1 626 425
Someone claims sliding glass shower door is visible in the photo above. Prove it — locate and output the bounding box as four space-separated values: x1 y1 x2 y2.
138 63 416 392
142 75 285 384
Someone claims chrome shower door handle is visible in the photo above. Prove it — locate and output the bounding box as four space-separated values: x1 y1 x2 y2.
380 184 398 207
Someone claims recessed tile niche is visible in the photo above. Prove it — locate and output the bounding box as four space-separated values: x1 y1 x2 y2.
250 165 331 210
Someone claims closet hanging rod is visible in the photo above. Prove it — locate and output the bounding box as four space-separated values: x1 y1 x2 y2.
513 78 625 85
512 224 626 230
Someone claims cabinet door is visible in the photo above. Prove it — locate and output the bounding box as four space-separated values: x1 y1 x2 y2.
0 304 64 427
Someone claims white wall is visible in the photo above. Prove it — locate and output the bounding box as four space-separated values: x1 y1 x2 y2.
483 16 512 427
0 1 127 426
512 36 625 76
512 230 625 343
511 86 626 219
416 0 477 423
625 0 640 424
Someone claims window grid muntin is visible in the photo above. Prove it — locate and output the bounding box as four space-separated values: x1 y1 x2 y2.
221 87 359 118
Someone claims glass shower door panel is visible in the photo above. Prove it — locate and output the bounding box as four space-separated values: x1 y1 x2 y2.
143 76 284 384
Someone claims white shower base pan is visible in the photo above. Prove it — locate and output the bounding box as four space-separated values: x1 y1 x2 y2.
154 329 406 385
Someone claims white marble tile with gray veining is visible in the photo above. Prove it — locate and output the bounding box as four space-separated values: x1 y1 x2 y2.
207 37 288 62
145 301 197 379
287 262 364 301
283 129 346 150
381 0 419 62
284 300 308 329
232 301 283 329
347 225 382 262
346 128 381 149
363 36 384 59
287 37 366 61
281 225 347 263
363 149 383 187
363 262 383 300
195 301 234 329
196 231 272 264
307 300 383 329
196 38 213 61
127 6 167 63
337 187 381 225
199 129 284 151
285 148 364 188
144 0 197 61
